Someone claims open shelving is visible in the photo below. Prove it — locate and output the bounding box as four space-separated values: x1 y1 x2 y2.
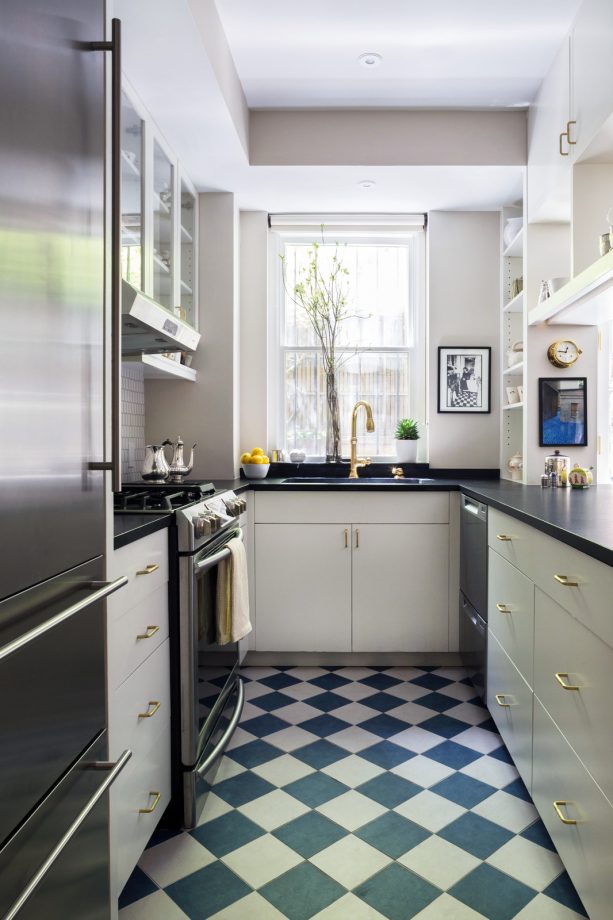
528 247 613 326
500 205 525 483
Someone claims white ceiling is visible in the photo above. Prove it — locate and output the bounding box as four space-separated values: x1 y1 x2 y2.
118 0 581 212
214 0 582 108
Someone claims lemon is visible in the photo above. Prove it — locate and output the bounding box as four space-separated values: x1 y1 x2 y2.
240 452 252 464
251 447 264 456
261 455 270 464
251 456 265 464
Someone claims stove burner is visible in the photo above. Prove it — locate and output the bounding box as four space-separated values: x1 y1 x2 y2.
114 481 216 513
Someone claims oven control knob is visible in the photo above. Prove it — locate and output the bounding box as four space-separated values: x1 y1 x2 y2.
238 499 247 514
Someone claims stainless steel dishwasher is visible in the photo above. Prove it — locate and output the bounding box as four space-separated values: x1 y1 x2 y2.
459 494 488 699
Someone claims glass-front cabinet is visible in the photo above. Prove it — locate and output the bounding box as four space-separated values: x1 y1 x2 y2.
120 83 199 378
120 93 143 289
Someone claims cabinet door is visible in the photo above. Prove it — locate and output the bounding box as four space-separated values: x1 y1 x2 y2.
572 0 613 159
527 36 573 222
255 524 351 651
352 525 449 652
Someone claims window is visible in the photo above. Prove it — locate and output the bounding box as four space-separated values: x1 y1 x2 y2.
269 222 425 459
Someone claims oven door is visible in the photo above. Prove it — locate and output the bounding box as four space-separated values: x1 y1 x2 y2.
179 528 242 767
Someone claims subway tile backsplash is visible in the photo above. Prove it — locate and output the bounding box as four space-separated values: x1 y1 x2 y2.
121 363 145 483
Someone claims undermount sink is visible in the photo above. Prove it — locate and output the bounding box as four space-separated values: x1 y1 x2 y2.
281 477 435 484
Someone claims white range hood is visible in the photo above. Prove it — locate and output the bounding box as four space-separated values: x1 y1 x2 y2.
121 281 200 355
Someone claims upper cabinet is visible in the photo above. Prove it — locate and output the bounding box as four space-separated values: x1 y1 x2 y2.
572 0 613 162
179 178 197 326
152 138 176 312
120 93 144 290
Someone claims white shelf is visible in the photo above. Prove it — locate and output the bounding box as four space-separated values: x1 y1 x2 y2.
121 150 140 179
180 279 193 295
503 292 524 314
153 254 170 274
154 192 171 215
181 224 193 243
503 227 524 258
528 248 613 326
503 402 524 410
124 354 197 381
503 361 524 376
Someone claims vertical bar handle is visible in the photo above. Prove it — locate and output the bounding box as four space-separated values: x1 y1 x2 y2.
355 528 360 549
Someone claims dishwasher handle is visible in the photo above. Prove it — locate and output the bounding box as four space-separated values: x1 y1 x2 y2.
461 494 487 522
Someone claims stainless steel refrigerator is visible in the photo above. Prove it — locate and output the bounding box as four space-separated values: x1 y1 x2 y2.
0 3 128 917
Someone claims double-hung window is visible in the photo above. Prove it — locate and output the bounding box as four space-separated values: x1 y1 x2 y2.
269 216 426 460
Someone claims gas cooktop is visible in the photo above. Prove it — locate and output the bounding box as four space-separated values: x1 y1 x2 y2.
114 481 216 513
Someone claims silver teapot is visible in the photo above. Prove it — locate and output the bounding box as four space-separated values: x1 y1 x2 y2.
142 441 172 481
167 436 196 483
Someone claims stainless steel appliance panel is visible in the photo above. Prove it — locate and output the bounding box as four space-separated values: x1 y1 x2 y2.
0 734 129 920
459 592 486 700
0 0 106 601
0 558 107 845
460 494 488 617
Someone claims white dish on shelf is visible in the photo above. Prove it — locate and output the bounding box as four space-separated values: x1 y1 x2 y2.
503 217 523 247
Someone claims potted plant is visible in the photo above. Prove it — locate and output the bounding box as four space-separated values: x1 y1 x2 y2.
395 418 420 463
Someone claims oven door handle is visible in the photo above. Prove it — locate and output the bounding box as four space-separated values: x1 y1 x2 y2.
0 576 128 662
3 749 132 920
196 678 244 778
194 531 243 576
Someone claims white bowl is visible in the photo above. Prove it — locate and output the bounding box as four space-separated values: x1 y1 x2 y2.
242 463 270 479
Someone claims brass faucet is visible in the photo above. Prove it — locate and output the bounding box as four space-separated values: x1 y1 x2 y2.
349 401 375 479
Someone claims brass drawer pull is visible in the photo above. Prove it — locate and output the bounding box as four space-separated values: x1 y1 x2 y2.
553 800 577 825
495 693 513 707
136 624 160 640
355 528 360 549
344 529 348 549
496 603 512 613
139 791 161 814
136 563 159 576
567 120 577 145
555 672 580 691
559 130 569 156
496 534 512 542
138 700 161 719
554 574 579 587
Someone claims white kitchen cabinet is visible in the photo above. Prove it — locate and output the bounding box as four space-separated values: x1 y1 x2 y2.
572 0 613 161
487 632 533 791
254 492 450 654
255 524 352 652
352 524 449 652
107 529 171 901
527 36 574 223
487 549 534 686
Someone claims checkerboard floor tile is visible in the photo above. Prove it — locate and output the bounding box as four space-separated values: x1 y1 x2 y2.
119 667 588 920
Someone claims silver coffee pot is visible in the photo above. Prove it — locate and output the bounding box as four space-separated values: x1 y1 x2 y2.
142 441 172 481
167 436 196 483
544 449 570 487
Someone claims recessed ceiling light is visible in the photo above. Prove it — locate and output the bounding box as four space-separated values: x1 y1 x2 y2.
358 52 382 69
358 179 376 189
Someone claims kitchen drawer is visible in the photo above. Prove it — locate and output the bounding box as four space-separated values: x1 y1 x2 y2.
534 588 613 804
488 549 534 686
110 712 171 897
107 529 169 616
255 490 449 524
108 638 170 760
488 508 540 577
107 583 169 690
532 699 613 920
487 631 533 791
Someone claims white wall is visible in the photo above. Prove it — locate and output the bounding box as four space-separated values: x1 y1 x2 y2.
145 192 240 479
428 211 501 469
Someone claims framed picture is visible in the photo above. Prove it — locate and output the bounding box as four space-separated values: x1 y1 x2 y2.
539 377 587 446
438 346 491 413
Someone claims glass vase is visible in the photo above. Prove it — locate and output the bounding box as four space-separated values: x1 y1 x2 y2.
325 368 341 463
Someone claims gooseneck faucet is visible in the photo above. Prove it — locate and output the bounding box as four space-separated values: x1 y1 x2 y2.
349 401 375 479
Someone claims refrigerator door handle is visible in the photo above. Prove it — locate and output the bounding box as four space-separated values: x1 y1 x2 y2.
3 749 132 920
0 576 127 661
89 18 122 492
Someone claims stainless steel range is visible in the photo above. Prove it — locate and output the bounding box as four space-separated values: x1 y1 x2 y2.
114 482 248 828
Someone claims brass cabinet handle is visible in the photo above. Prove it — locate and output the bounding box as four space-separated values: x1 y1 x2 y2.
555 672 580 691
567 120 577 145
138 700 161 719
559 130 569 156
553 800 577 825
554 574 579 587
496 603 512 613
136 624 160 640
495 693 513 707
496 534 512 542
355 528 360 549
136 563 159 576
344 529 348 549
139 791 161 814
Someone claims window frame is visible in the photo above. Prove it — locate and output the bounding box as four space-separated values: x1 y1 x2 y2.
267 228 427 461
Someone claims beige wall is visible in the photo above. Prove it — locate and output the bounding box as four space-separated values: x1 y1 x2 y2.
427 211 501 469
239 212 269 452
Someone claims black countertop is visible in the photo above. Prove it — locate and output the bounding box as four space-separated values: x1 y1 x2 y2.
113 512 171 550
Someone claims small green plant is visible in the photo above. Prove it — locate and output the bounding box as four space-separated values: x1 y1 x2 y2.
395 418 420 441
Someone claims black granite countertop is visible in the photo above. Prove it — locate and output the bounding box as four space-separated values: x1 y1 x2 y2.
113 512 171 550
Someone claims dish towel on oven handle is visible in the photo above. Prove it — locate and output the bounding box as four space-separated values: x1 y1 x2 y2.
216 536 252 645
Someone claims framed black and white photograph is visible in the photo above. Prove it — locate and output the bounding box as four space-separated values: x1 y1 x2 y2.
538 377 587 446
438 346 491 413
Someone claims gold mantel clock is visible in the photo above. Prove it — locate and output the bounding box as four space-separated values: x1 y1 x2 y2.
547 339 583 368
